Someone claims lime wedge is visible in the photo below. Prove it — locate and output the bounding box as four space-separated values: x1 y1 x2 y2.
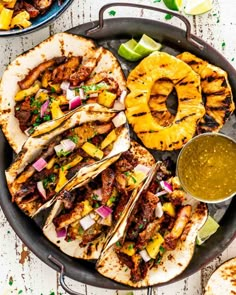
133 34 162 56
163 0 182 11
196 215 220 245
184 0 213 15
118 39 142 62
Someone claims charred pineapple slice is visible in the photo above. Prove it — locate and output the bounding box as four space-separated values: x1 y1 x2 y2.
177 52 235 133
125 51 205 151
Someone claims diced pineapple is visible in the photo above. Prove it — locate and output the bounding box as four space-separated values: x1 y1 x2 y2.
49 83 61 93
162 202 176 217
10 11 31 29
63 155 83 170
100 129 117 150
57 95 68 105
37 91 50 103
106 187 119 206
120 242 136 256
126 170 146 189
82 200 93 216
46 157 56 170
50 99 64 119
146 233 164 259
98 90 117 108
4 0 17 9
15 81 41 101
82 142 104 160
0 7 13 30
55 168 68 192
41 70 51 88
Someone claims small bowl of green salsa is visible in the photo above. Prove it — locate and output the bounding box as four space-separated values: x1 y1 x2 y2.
177 133 236 203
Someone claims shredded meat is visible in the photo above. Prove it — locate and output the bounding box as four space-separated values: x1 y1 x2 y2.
33 0 52 11
53 202 86 230
117 252 134 269
18 59 55 89
115 172 127 193
23 1 40 18
60 190 76 210
101 168 115 204
113 193 129 221
69 58 98 86
52 56 80 83
136 217 164 250
93 122 113 134
164 205 192 250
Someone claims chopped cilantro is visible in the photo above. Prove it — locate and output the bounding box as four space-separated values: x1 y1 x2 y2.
43 174 56 189
92 194 99 200
56 149 71 157
108 10 116 16
153 0 161 2
128 244 134 250
138 224 143 229
231 57 235 62
43 114 51 121
18 291 23 294
8 276 13 286
222 41 226 48
81 82 107 93
116 241 121 247
78 227 84 235
94 203 100 208
159 245 165 254
108 196 116 203
131 175 137 183
165 14 173 20
50 87 56 93
15 106 20 111
68 135 79 144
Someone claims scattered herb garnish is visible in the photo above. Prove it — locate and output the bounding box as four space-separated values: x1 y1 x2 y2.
165 14 173 20
116 241 121 247
108 10 116 16
68 135 79 144
8 276 13 286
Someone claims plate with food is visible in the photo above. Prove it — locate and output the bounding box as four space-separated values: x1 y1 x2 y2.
0 3 235 293
0 0 73 36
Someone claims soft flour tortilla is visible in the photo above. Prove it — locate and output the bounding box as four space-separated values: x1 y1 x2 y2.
204 257 236 295
96 164 208 287
0 32 126 153
5 104 130 216
43 141 155 260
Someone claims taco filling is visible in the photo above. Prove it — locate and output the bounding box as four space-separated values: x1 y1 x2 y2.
96 161 208 286
11 114 127 216
52 150 152 247
15 53 124 135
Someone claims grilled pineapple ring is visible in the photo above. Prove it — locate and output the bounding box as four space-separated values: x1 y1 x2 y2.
125 52 205 151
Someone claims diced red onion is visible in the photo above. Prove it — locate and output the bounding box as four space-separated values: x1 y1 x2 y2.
37 181 47 199
93 188 102 201
33 157 47 172
69 96 82 110
66 88 76 100
54 143 64 156
139 249 151 262
60 81 70 91
88 93 98 98
155 202 164 218
79 215 95 231
79 88 86 100
95 206 113 219
160 181 173 193
155 190 168 197
61 139 76 152
35 89 48 100
112 111 127 127
24 127 32 136
40 99 50 118
113 100 125 111
56 227 67 238
118 90 127 104
133 164 151 176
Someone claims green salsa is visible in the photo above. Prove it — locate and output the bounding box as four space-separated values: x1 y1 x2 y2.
177 134 236 202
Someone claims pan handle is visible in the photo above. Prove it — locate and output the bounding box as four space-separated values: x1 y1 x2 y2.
48 255 84 295
86 2 204 50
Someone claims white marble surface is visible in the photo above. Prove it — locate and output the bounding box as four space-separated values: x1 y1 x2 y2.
0 0 236 294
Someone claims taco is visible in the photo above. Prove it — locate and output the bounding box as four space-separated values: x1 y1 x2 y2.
5 104 130 217
42 141 155 260
0 32 126 153
96 162 208 287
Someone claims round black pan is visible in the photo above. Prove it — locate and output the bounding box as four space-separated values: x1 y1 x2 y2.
0 3 235 292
